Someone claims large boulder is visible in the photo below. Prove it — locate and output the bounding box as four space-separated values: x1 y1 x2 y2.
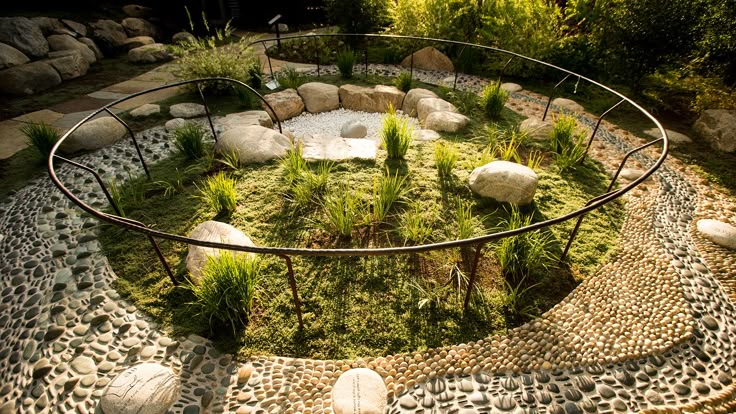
29 17 66 36
416 98 458 123
0 62 61 96
0 17 49 58
123 4 154 18
62 20 87 37
643 127 692 145
693 109 736 153
697 219 736 250
79 37 104 60
60 117 127 153
186 221 256 281
333 368 387 414
218 110 273 132
100 363 180 414
338 84 405 113
129 43 170 63
297 82 339 113
400 46 454 73
402 88 438 117
123 35 155 50
0 42 29 70
552 97 584 113
89 20 128 53
169 103 206 118
215 125 291 163
299 134 376 161
424 111 470 133
262 88 305 121
46 50 90 80
501 83 523 93
122 17 159 39
47 34 96 64
469 161 538 206
520 117 553 141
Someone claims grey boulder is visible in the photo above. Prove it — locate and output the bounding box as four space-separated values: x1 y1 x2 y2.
47 34 96 64
128 43 170 63
0 17 50 58
0 61 61 95
0 42 29 70
60 117 127 153
46 50 90 80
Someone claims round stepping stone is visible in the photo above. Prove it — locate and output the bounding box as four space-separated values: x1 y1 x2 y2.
165 118 187 131
130 103 160 118
169 103 206 118
100 363 180 414
332 368 386 414
696 219 736 250
501 82 522 93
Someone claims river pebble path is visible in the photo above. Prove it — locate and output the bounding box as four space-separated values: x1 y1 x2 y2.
0 64 734 413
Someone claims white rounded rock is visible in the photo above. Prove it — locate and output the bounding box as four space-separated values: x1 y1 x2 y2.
130 103 160 118
416 98 457 123
340 119 368 138
186 221 256 282
697 219 736 250
164 118 187 131
552 97 584 113
401 88 438 117
424 111 469 133
413 129 440 142
469 161 538 205
60 116 126 153
501 83 522 93
333 368 387 414
215 125 291 163
520 117 553 141
100 363 180 414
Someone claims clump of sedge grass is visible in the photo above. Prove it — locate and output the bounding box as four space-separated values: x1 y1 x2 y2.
322 187 365 239
187 252 259 336
394 71 413 92
550 115 587 171
20 121 60 159
173 122 207 160
434 141 458 178
372 168 409 223
398 202 434 245
281 145 332 209
277 65 307 89
381 104 413 159
336 49 355 79
479 81 508 118
198 172 237 214
495 205 555 286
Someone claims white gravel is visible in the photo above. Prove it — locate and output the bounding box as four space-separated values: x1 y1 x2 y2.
278 108 420 140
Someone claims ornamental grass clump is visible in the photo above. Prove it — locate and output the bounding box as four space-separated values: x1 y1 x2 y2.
495 206 555 286
198 172 237 214
322 187 365 239
277 66 308 89
173 122 207 160
20 121 60 159
479 81 508 118
281 146 332 209
550 115 587 170
372 169 408 223
434 141 458 178
188 252 259 336
336 48 356 79
399 202 434 245
394 71 413 92
381 105 413 159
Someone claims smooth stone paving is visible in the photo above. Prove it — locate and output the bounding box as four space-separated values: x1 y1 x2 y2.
0 63 734 414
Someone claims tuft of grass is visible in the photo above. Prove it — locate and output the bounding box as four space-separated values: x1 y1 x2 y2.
381 104 413 159
394 71 413 92
248 62 264 89
277 66 308 89
372 168 409 223
526 150 545 170
398 202 434 245
454 199 475 240
289 162 333 210
173 122 207 160
322 187 365 239
550 115 587 171
336 49 356 79
479 81 508 118
495 205 555 286
434 141 458 178
500 274 539 325
444 88 479 115
197 172 237 214
187 252 260 336
217 147 242 171
20 121 60 159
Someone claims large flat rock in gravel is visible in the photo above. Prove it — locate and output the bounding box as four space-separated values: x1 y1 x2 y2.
552 97 584 113
186 220 256 282
333 368 387 414
60 116 127 153
299 134 376 161
100 363 180 414
169 102 205 118
469 160 538 206
217 110 273 132
215 125 291 163
697 219 736 250
644 127 692 145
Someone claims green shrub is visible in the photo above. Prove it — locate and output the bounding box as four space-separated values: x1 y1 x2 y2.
198 172 238 214
394 72 413 92
443 88 478 115
398 202 434 245
188 252 259 335
372 169 408 223
277 66 308 89
381 105 413 159
325 0 392 33
248 62 264 89
495 206 554 286
434 141 458 178
20 121 60 159
173 122 207 160
479 81 508 118
322 188 365 238
336 49 356 79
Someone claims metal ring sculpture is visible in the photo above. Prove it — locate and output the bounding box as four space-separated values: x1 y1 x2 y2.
48 34 670 330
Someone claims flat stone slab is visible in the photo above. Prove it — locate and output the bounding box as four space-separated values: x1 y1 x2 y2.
100 363 180 414
552 97 584 113
644 127 692 145
169 103 206 118
697 219 736 250
413 129 440 142
333 368 387 414
299 134 376 161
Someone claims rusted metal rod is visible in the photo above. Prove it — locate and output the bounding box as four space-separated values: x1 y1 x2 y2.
196 83 218 143
104 108 150 179
581 99 626 162
279 254 304 330
463 243 486 314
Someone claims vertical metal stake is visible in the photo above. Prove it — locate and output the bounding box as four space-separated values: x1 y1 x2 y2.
148 235 177 285
104 109 150 179
281 255 304 330
196 83 218 143
264 41 275 81
463 243 485 314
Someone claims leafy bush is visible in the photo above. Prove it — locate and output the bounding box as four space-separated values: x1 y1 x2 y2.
172 122 207 160
398 202 434 245
434 141 458 178
277 66 308 89
20 121 60 159
372 169 408 223
188 252 259 335
170 16 259 95
479 81 508 118
394 72 413 92
381 105 413 159
495 206 554 286
336 49 356 79
198 172 237 214
325 0 392 33
322 188 365 238
247 62 264 89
